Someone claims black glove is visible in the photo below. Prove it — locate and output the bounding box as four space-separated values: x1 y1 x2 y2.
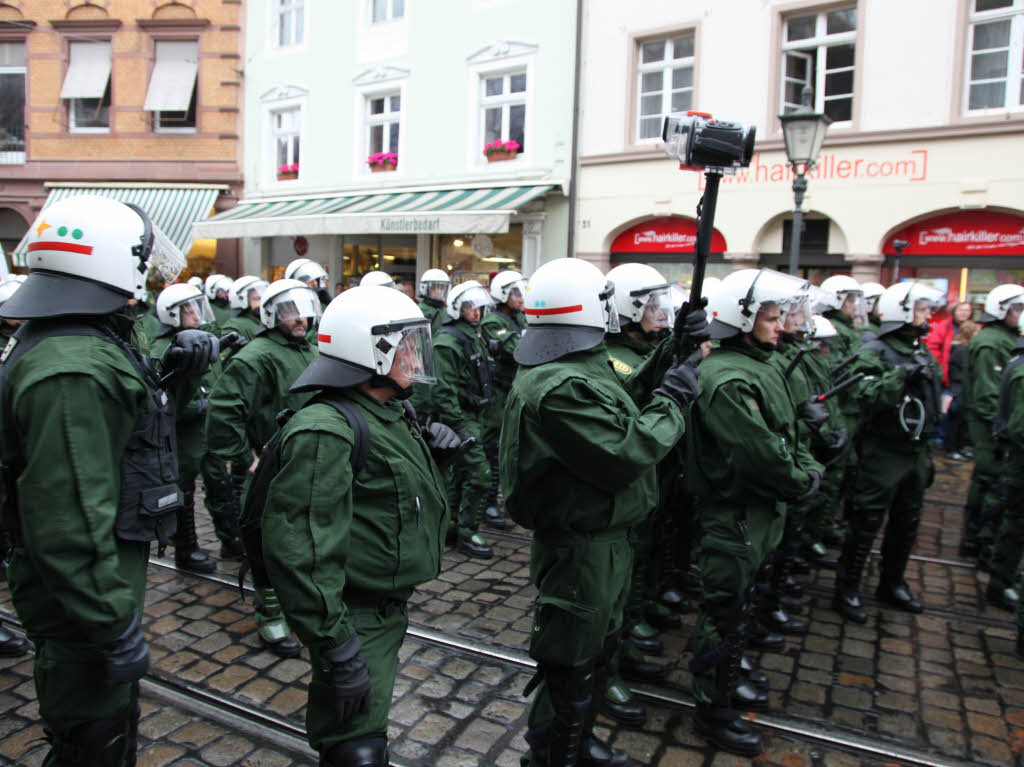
652 360 699 411
795 469 821 503
487 338 501 356
908 362 935 383
323 635 372 724
164 329 220 375
102 610 149 687
427 421 462 451
797 398 830 432
676 299 710 341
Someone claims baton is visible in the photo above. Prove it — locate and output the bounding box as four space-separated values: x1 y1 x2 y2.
160 331 241 385
811 372 864 403
783 348 807 379
830 352 859 378
674 171 721 364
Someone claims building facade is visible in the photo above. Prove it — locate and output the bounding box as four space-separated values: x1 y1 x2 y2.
194 0 577 289
577 0 1024 301
0 0 245 278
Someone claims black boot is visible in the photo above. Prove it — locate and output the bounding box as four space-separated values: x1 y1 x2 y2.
875 581 923 613
321 734 389 767
740 653 768 690
0 626 29 657
619 641 668 682
832 590 868 623
456 532 493 559
525 663 595 767
747 620 785 652
986 581 1020 612
46 696 139 767
960 503 981 558
693 705 763 756
876 506 923 613
761 606 808 635
174 495 216 574
586 635 632 763
833 513 878 623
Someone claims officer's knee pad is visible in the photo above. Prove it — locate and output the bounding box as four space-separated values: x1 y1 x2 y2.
320 734 388 767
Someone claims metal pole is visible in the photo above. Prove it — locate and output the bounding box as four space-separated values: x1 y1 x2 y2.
788 171 807 276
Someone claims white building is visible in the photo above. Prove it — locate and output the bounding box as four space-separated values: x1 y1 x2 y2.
194 0 578 288
577 0 1024 301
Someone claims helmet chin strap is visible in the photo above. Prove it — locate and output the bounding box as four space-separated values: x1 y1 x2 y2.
370 373 413 400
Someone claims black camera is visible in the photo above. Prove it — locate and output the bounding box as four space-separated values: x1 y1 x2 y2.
662 111 756 174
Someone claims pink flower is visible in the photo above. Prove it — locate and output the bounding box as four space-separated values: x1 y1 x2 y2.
483 140 521 156
366 152 398 166
277 163 299 173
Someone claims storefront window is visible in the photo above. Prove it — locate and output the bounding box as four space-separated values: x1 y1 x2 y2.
439 226 523 284
340 235 417 293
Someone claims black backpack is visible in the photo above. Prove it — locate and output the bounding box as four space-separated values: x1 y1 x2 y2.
237 393 370 594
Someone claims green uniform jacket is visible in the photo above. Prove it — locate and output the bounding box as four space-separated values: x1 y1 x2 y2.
500 344 686 535
6 334 155 645
962 321 1019 424
857 333 937 448
423 319 491 430
418 299 447 337
605 331 657 378
480 309 526 391
262 392 449 653
210 299 232 333
204 329 317 485
220 311 262 342
686 339 824 505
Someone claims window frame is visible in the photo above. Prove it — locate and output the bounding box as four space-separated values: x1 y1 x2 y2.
963 0 1024 115
0 40 27 162
149 38 199 134
64 39 112 134
370 0 406 24
778 3 858 128
269 104 303 184
364 89 402 168
478 67 528 161
634 31 697 144
272 0 306 50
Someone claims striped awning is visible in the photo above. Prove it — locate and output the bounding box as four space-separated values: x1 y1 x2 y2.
191 183 556 239
12 183 224 266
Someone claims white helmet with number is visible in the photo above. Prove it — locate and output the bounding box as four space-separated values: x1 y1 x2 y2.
156 283 216 329
204 273 234 300
979 283 1024 322
0 279 21 310
1 195 186 319
229 275 269 311
418 268 451 301
811 314 839 340
446 279 494 321
489 270 528 305
360 270 395 288
515 257 620 366
285 258 329 288
707 268 810 339
875 281 945 335
291 285 435 394
259 279 322 329
606 263 672 330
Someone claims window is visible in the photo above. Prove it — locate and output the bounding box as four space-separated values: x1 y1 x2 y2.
275 0 304 47
481 70 526 154
61 40 112 132
965 0 1024 112
0 41 26 163
366 92 400 156
781 5 856 123
636 33 695 141
144 40 198 133
273 107 301 179
371 0 405 23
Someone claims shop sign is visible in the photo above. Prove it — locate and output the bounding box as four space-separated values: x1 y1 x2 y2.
884 210 1024 255
611 217 727 254
697 149 928 189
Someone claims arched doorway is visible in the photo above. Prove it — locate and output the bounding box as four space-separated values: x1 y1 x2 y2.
0 208 28 265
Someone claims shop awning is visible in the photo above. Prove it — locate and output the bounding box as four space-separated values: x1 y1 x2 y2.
191 184 557 239
12 183 225 266
144 41 198 112
60 41 111 99
884 210 1024 256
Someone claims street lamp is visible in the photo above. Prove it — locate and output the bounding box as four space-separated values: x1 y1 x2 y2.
891 239 909 283
779 86 832 276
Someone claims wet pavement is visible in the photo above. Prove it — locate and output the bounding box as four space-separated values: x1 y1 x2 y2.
1 453 1022 766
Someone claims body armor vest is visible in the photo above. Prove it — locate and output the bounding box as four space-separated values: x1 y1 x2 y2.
862 336 942 440
437 325 493 410
994 342 1024 441
489 311 524 389
0 319 181 548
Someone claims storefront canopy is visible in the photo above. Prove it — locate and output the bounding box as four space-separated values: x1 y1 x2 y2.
12 183 225 266
611 216 727 256
884 210 1024 256
191 184 556 239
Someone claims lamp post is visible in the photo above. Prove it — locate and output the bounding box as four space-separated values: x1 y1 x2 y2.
779 86 832 276
891 239 908 283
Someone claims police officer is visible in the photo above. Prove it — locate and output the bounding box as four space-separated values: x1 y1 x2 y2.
417 268 451 335
221 275 269 341
833 281 944 623
0 195 218 764
860 281 885 340
960 283 1024 560
204 278 321 657
422 280 496 558
360 270 396 288
263 286 455 766
501 257 703 767
285 258 332 310
204 274 235 330
687 268 824 756
479 270 528 531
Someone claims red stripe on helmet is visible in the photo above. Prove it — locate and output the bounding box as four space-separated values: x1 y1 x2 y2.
525 304 583 316
317 332 332 343
28 241 93 255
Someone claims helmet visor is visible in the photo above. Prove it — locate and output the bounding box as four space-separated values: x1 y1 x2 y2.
640 287 674 331
601 281 620 333
174 295 216 328
148 223 187 283
372 319 436 385
780 293 814 335
839 290 867 327
270 287 322 325
502 278 529 302
426 281 450 301
243 280 269 308
457 286 494 315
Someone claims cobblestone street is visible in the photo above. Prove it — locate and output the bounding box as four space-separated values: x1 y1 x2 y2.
2 454 1022 766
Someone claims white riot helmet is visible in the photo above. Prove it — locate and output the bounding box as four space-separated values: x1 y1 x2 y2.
446 280 494 321
291 285 434 394
701 276 723 300
360 270 395 288
418 268 451 301
707 268 810 339
670 284 688 313
490 270 528 305
187 275 203 289
1 195 186 319
285 258 329 289
875 281 945 336
204 273 234 301
606 263 673 332
979 283 1024 323
811 314 839 340
229 275 269 312
515 257 620 366
860 281 885 313
156 283 216 329
818 274 865 321
259 279 322 329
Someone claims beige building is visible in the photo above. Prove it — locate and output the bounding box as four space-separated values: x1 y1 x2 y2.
0 0 244 278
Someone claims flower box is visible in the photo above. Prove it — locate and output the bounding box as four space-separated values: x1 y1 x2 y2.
277 163 299 181
486 150 517 163
370 162 397 173
483 140 520 163
367 152 398 172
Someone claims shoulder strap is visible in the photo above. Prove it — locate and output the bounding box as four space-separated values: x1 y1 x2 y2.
311 394 370 476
